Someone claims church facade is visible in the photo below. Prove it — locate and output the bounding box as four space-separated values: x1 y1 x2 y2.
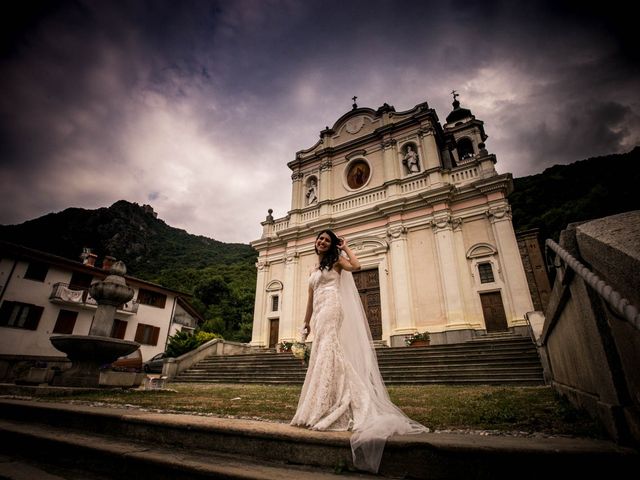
250 97 534 348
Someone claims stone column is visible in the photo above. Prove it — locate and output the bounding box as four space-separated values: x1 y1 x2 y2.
387 225 415 333
419 126 442 185
281 249 300 340
250 259 270 347
432 214 465 327
488 205 534 322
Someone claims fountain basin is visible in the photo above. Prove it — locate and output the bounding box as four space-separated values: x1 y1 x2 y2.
50 334 140 387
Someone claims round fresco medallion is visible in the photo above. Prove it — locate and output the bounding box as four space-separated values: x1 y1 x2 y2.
346 160 370 189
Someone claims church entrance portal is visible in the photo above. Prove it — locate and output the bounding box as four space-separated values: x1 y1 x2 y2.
269 318 279 348
479 291 508 332
353 269 382 340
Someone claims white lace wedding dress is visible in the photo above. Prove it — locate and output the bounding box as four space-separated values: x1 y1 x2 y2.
291 268 428 473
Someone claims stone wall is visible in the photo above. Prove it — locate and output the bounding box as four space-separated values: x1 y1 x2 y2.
540 211 640 445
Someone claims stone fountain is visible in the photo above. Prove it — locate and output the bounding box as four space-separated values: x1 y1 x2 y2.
50 261 140 387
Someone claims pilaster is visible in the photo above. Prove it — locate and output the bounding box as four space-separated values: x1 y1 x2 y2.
290 171 304 210
431 213 465 327
250 259 270 347
386 224 415 333
381 138 399 198
419 125 442 185
487 205 534 323
281 249 300 340
319 158 333 217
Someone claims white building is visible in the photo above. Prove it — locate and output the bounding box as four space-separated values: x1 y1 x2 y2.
250 97 534 348
0 241 203 378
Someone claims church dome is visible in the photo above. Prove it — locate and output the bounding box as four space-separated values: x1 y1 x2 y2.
445 99 472 124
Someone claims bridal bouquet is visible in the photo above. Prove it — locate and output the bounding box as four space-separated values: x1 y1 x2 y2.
291 326 310 365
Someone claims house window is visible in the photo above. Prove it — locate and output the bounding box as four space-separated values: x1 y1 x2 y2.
271 295 279 312
135 323 160 346
24 262 49 282
69 271 93 289
137 288 167 308
478 263 495 283
53 309 78 334
111 319 128 339
0 301 44 330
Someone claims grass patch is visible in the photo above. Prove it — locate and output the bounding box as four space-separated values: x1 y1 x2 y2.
44 383 604 438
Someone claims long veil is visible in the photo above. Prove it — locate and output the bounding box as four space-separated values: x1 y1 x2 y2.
338 269 428 473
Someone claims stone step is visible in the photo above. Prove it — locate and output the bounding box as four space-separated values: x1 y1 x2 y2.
196 354 540 368
0 420 376 480
1 399 636 480
174 336 544 385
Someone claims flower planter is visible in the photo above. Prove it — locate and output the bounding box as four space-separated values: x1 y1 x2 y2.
409 340 430 347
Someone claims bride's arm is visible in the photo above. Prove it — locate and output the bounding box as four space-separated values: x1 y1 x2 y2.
303 285 313 334
337 237 361 272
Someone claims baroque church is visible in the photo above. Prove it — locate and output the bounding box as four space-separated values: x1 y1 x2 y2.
250 96 534 348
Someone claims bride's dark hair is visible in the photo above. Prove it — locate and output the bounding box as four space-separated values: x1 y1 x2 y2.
315 229 340 271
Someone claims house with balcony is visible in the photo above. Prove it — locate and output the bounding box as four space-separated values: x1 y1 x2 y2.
0 241 203 380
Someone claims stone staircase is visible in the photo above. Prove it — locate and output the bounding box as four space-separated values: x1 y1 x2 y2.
2 398 637 480
173 334 544 386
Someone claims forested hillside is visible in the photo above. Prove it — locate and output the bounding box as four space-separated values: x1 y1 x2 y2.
0 200 257 341
509 147 639 241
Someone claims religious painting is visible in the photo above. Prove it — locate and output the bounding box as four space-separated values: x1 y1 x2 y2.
346 160 370 189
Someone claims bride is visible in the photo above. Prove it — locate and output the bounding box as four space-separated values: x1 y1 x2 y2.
291 229 428 473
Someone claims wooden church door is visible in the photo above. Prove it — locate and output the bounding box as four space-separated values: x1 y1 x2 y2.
480 291 508 332
353 269 382 340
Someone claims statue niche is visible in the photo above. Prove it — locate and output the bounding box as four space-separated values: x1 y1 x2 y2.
402 143 421 174
305 177 318 205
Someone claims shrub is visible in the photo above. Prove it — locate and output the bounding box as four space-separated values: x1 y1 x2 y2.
166 330 222 358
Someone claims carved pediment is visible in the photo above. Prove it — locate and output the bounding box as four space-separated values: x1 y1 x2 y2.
347 236 389 255
266 280 284 291
466 243 497 259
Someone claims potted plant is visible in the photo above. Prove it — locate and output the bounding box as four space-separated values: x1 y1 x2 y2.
277 341 293 353
405 331 431 347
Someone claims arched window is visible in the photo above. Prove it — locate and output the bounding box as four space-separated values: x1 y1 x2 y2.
457 137 475 160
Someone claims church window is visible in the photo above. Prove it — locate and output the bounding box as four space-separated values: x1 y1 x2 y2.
271 295 279 312
478 263 495 283
457 138 475 160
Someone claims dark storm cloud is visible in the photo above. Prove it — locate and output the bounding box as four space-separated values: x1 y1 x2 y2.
0 0 637 241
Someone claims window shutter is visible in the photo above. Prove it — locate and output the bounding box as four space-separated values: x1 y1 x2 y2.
150 326 160 346
25 305 44 330
134 324 144 343
0 301 15 326
53 310 78 334
111 319 128 339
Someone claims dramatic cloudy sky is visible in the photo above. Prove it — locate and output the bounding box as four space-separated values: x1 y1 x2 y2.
1 0 637 243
